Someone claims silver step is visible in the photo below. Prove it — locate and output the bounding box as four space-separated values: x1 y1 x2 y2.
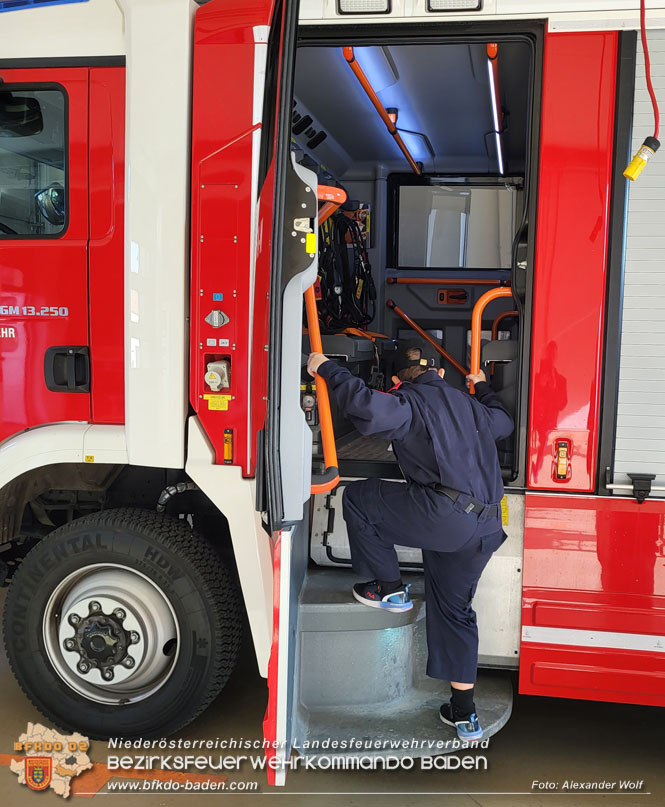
293 568 513 758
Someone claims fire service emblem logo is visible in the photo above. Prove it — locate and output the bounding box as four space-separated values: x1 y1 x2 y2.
25 756 53 791
12 723 91 798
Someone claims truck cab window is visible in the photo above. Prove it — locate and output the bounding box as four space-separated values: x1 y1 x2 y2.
0 87 66 237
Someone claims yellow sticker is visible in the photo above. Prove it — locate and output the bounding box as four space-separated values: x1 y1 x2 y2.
84 455 95 463
203 394 231 411
501 496 509 526
305 232 317 254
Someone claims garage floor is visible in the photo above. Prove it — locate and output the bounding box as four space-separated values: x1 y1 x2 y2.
0 589 663 807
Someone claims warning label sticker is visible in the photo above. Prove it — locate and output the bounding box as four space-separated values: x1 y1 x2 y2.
204 394 231 411
501 496 509 526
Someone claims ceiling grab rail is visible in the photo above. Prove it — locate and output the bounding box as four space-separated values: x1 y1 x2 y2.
386 299 469 378
387 277 503 287
469 287 514 393
342 46 422 176
304 184 347 495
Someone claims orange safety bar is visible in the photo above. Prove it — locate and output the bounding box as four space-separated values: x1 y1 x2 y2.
491 310 518 341
303 185 348 495
469 287 513 393
386 299 469 378
343 47 422 176
305 286 339 494
386 277 503 287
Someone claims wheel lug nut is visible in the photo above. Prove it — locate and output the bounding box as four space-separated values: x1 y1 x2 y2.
130 631 140 644
123 656 135 669
113 608 126 620
89 601 101 613
63 638 76 651
77 661 90 674
68 613 81 626
102 668 114 681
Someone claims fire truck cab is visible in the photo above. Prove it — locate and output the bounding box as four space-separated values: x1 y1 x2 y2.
0 0 664 785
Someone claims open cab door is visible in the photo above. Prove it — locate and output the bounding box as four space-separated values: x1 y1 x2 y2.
190 0 309 785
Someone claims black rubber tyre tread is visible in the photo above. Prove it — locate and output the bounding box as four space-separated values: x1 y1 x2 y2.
3 507 243 738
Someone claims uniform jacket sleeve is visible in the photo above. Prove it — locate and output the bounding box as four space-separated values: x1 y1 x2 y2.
472 381 514 442
316 361 412 439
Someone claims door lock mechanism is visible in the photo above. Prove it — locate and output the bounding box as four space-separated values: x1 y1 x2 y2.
293 217 314 233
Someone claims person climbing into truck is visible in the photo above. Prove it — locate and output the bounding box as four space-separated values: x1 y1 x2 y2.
307 342 514 741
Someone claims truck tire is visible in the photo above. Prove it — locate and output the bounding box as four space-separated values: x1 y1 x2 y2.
2 508 243 738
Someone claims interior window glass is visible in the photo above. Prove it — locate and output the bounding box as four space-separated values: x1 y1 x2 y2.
397 185 517 269
0 87 66 237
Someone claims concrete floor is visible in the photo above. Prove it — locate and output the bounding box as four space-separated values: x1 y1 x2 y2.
1 593 663 806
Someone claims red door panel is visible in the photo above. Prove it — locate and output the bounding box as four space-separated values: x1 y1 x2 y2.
89 67 125 425
190 0 280 474
0 68 89 442
528 32 617 491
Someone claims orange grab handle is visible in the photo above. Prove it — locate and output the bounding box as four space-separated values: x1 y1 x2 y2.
386 299 469 378
317 185 347 227
490 309 518 376
305 285 339 495
491 310 518 341
343 47 421 176
469 287 514 393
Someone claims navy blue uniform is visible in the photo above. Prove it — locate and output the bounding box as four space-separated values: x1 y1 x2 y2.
317 361 514 683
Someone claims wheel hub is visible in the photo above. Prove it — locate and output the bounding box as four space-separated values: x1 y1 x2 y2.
44 565 179 705
75 610 128 669
60 595 145 684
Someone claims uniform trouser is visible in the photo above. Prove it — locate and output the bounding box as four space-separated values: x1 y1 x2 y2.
342 477 506 684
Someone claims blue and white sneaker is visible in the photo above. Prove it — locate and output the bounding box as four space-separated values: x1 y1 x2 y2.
439 703 483 740
352 580 413 613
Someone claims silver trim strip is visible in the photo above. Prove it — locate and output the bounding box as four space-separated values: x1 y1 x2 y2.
274 527 292 786
522 625 665 654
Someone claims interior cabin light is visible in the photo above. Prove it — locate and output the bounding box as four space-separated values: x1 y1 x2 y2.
338 0 391 14
486 42 505 176
427 0 481 11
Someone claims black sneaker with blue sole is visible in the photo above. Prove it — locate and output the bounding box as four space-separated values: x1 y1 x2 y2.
439 703 483 741
352 580 413 613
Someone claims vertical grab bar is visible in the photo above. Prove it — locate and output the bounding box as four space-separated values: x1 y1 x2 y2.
469 287 514 393
305 286 340 494
304 185 346 495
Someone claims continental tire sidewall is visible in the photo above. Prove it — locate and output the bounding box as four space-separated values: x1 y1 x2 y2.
5 515 229 738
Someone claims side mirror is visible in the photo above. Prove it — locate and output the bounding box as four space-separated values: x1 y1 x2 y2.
35 182 65 226
0 93 43 137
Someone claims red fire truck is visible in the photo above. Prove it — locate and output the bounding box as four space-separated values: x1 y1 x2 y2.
0 0 664 785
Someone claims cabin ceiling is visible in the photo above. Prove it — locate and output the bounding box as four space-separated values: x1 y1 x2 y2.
293 41 531 179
